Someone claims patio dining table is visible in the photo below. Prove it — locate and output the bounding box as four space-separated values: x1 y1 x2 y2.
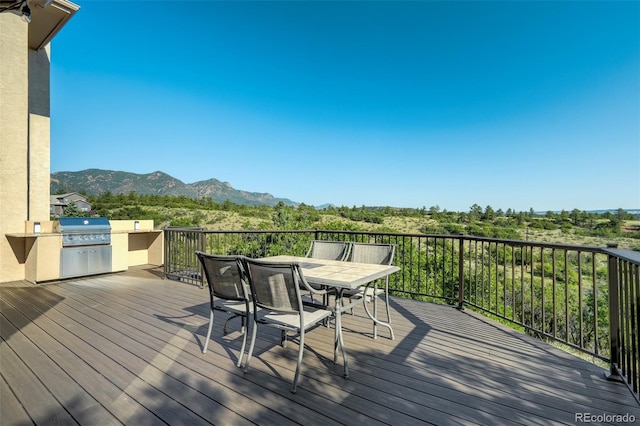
258 255 400 377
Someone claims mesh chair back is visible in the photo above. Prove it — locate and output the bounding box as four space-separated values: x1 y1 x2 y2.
197 252 247 301
244 259 302 314
307 240 350 261
350 243 395 266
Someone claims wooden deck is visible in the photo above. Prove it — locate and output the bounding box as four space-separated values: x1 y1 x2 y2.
2 266 638 425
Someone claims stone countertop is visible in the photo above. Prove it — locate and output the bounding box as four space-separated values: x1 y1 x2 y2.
6 229 161 237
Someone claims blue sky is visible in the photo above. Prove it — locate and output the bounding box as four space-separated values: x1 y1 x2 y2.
50 1 639 212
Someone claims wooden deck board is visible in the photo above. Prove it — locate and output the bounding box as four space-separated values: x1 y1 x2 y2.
0 308 119 426
2 266 639 425
1 374 31 425
0 332 78 425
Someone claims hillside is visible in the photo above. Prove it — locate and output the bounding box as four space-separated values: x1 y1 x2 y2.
94 202 637 251
50 169 298 207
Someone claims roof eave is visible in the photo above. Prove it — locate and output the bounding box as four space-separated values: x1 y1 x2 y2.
29 0 80 51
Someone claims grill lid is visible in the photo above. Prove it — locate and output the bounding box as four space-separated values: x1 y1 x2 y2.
57 217 111 233
57 217 112 246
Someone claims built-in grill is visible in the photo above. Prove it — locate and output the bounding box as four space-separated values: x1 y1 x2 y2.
57 217 111 247
57 217 112 278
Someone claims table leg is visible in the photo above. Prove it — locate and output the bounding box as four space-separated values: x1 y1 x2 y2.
362 281 395 340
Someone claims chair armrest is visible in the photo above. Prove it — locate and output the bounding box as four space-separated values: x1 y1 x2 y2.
295 263 330 296
299 279 330 296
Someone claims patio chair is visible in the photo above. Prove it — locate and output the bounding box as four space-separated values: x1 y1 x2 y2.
242 258 333 393
304 240 351 307
305 240 351 261
343 243 395 339
196 251 251 368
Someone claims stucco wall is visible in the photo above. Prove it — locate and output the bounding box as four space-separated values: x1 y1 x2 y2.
28 46 52 221
1 14 54 283
0 13 29 282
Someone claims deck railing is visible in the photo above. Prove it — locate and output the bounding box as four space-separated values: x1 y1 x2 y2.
604 246 640 401
163 227 640 403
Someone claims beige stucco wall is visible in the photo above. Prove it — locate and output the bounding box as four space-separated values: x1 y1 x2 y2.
1 11 65 283
0 13 30 282
28 46 52 221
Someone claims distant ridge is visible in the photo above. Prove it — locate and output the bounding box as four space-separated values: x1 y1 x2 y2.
586 209 640 215
50 169 637 212
536 209 640 215
50 169 298 207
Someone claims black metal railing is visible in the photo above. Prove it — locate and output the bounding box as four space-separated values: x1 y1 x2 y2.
604 245 640 402
164 226 204 285
163 227 640 403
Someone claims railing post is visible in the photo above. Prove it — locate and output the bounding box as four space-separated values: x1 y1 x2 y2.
163 226 169 279
197 229 205 287
199 228 205 253
606 243 624 382
457 237 465 310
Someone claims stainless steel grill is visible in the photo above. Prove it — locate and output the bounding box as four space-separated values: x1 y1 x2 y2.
57 217 112 278
57 217 111 247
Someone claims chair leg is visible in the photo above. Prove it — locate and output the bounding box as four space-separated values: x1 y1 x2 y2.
333 300 349 378
243 319 259 373
369 278 392 339
223 313 241 335
236 315 248 368
203 309 214 353
362 282 395 341
323 291 333 327
292 329 304 393
373 282 378 339
384 278 391 324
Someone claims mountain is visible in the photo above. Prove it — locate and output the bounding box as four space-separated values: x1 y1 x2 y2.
50 169 298 207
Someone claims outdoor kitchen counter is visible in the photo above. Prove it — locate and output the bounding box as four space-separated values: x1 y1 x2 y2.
5 232 65 282
5 220 162 284
5 232 63 237
110 228 163 273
